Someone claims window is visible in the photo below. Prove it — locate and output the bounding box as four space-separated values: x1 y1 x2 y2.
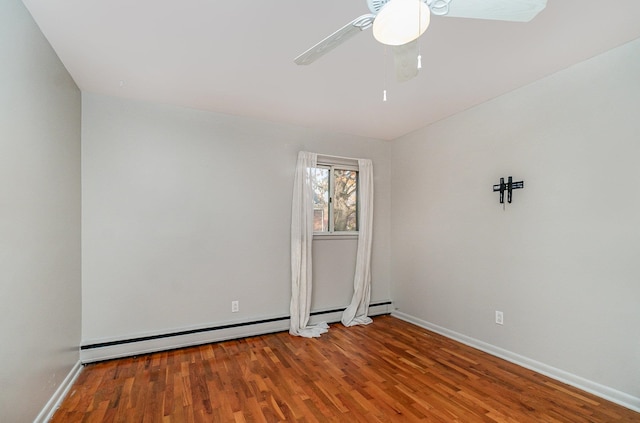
311 164 358 234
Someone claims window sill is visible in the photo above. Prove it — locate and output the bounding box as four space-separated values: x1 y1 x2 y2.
313 232 359 241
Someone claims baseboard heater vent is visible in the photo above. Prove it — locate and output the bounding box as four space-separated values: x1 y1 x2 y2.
80 301 392 363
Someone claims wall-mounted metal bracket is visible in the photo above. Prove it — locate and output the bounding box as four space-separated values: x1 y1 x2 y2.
493 176 524 204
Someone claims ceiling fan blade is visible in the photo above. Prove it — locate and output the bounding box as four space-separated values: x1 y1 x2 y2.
294 14 376 65
442 0 546 22
393 40 419 82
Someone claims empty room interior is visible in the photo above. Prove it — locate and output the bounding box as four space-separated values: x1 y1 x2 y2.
2 0 640 421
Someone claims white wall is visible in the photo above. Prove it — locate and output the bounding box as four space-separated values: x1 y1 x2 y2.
81 93 391 343
0 0 81 421
10 0 638 412
391 38 640 404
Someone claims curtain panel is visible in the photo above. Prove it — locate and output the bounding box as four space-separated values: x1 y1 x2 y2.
289 151 329 338
341 158 374 327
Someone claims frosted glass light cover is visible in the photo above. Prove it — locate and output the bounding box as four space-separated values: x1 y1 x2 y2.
373 0 430 46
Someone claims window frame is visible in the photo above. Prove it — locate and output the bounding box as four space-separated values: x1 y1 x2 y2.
312 161 359 239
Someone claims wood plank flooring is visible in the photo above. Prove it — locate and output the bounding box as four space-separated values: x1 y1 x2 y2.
51 315 640 422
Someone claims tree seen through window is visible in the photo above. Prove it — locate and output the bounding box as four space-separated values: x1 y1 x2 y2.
311 166 358 233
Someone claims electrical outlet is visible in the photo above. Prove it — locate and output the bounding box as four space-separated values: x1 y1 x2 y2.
231 300 239 313
495 310 504 325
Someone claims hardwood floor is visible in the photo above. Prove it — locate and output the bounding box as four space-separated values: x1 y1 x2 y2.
52 315 640 422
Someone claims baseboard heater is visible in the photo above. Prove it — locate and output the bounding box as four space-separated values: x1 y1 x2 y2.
80 301 392 363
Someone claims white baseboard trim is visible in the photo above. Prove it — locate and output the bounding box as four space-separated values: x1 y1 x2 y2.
80 302 392 363
34 360 83 423
392 311 640 413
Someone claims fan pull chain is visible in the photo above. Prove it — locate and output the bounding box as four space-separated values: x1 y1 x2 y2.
383 46 388 102
417 0 423 70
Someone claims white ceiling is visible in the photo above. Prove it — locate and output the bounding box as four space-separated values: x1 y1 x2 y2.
21 0 640 140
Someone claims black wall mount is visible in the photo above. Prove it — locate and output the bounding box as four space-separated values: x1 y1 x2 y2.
493 176 524 204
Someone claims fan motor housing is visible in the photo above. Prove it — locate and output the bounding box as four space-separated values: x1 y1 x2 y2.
367 0 390 14
367 0 452 15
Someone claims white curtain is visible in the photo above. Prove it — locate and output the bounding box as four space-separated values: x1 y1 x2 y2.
342 159 374 327
290 151 329 338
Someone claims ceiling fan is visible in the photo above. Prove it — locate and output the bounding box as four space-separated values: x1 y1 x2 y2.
294 0 547 82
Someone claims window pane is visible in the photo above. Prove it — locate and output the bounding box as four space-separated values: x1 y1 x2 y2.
333 169 358 232
311 167 329 232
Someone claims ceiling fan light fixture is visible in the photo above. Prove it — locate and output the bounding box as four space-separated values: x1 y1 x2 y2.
373 0 430 46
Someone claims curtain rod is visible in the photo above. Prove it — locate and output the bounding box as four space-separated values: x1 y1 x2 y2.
316 153 361 162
